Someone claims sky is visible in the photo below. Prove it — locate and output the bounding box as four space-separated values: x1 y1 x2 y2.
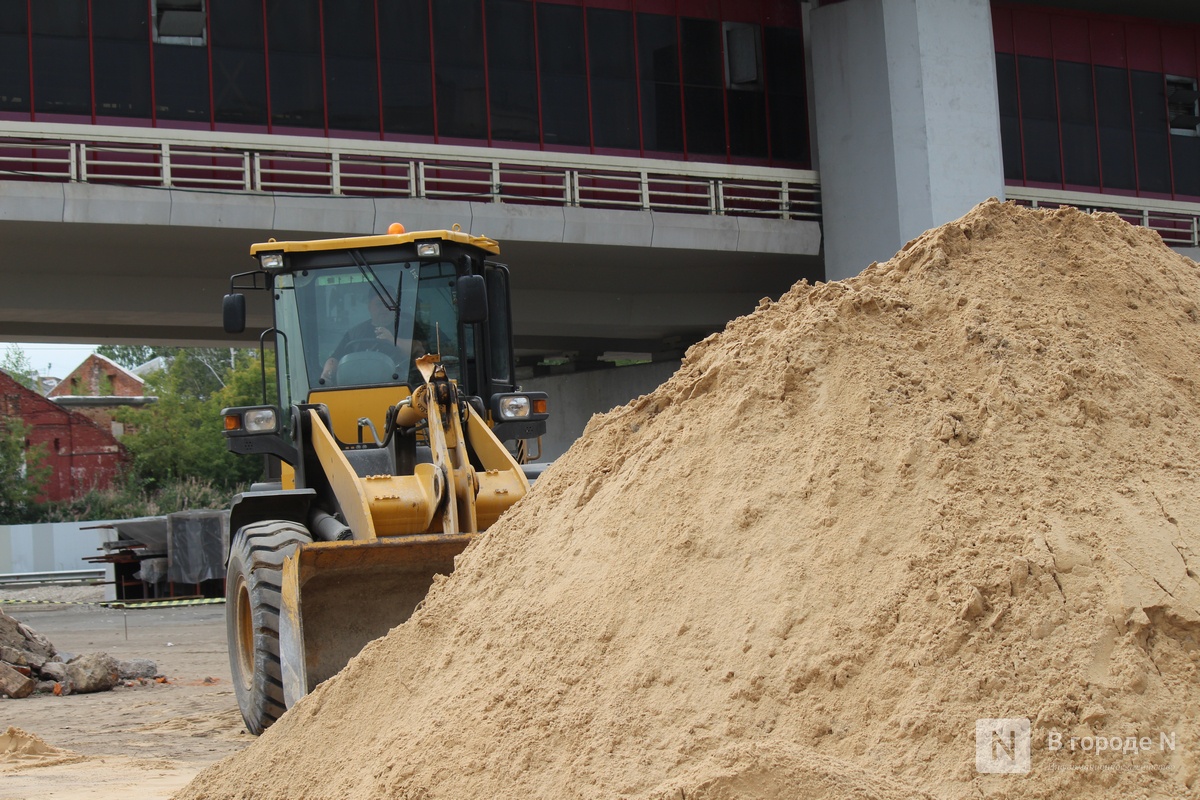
3 342 99 379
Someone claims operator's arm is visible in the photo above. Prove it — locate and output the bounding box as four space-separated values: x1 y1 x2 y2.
320 356 338 383
321 325 359 383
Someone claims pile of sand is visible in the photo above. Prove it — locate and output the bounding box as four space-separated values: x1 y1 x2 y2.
0 726 81 769
181 200 1200 799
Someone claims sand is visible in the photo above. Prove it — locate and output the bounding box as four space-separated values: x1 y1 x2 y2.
0 601 245 800
178 200 1200 799
0 726 81 767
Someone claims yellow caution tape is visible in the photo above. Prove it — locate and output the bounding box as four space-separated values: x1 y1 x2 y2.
0 598 97 606
102 598 226 609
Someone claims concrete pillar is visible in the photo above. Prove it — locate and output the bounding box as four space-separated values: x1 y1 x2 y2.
811 0 1005 280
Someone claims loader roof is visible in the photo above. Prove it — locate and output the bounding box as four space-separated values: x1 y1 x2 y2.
249 226 500 258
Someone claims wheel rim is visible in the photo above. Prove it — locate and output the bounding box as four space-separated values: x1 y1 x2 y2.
234 573 254 690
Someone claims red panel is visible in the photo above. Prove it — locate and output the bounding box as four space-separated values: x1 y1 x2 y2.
1051 14 1089 63
1162 27 1196 77
585 0 632 9
719 0 760 24
992 6 1013 54
762 0 800 28
1125 24 1162 72
676 0 719 19
1089 18 1126 69
634 0 675 15
1012 9 1052 59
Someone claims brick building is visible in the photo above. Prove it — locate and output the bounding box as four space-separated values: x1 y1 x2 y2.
48 353 154 437
50 354 145 399
0 371 125 503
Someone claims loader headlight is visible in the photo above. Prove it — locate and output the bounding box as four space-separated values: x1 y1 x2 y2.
498 396 530 419
492 392 549 421
259 253 284 270
416 242 441 258
223 406 280 435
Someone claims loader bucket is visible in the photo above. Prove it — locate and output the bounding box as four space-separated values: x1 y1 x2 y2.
278 533 475 707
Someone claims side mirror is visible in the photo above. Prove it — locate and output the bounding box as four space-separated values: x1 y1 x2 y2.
457 275 488 324
223 293 247 334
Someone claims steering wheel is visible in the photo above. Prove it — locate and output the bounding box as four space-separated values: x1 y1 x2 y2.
341 337 400 357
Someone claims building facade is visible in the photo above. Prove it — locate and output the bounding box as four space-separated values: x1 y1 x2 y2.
47 353 155 438
0 371 125 503
0 0 809 167
49 352 144 398
995 3 1200 204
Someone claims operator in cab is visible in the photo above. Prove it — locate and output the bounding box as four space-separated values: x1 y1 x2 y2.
320 292 426 385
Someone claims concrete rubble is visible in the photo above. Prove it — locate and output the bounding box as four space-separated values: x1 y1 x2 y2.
0 608 160 698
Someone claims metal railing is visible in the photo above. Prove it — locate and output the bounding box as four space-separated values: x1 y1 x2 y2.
0 122 821 222
0 569 106 587
1007 187 1200 249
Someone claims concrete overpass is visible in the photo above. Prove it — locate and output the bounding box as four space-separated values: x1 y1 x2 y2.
0 124 824 375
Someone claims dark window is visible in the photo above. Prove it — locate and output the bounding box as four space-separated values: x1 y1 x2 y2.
0 0 30 113
211 2 267 125
1168 77 1200 196
153 0 206 44
725 22 767 158
1017 56 1060 184
588 8 638 150
724 22 762 90
637 12 682 153
995 53 1022 180
1057 61 1097 187
763 26 807 164
93 0 152 119
1167 75 1200 135
486 268 511 386
268 0 323 129
379 0 434 137
538 3 588 147
1095 66 1135 190
325 0 379 133
486 0 538 144
1173 131 1200 197
728 91 767 158
680 17 724 156
32 0 90 116
1132 70 1171 194
154 43 211 122
433 0 486 139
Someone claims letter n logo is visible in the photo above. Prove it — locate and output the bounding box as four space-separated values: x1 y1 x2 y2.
976 718 1031 773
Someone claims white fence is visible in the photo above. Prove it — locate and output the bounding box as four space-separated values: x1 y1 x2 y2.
1007 187 1200 249
0 122 822 222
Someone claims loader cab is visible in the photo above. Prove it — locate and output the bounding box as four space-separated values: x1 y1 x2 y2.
223 226 534 451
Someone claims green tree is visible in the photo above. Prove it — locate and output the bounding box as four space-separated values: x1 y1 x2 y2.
0 345 38 392
0 418 51 523
116 348 274 492
95 344 174 371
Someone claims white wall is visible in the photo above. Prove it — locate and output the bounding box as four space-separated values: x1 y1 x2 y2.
523 361 681 462
0 521 112 574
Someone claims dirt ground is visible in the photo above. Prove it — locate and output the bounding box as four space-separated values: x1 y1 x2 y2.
0 594 249 800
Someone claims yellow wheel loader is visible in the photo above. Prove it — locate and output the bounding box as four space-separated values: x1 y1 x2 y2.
219 223 548 734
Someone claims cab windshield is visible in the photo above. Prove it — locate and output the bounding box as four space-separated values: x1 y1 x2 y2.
275 261 461 401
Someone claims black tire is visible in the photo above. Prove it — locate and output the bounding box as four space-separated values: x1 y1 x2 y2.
226 520 312 735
